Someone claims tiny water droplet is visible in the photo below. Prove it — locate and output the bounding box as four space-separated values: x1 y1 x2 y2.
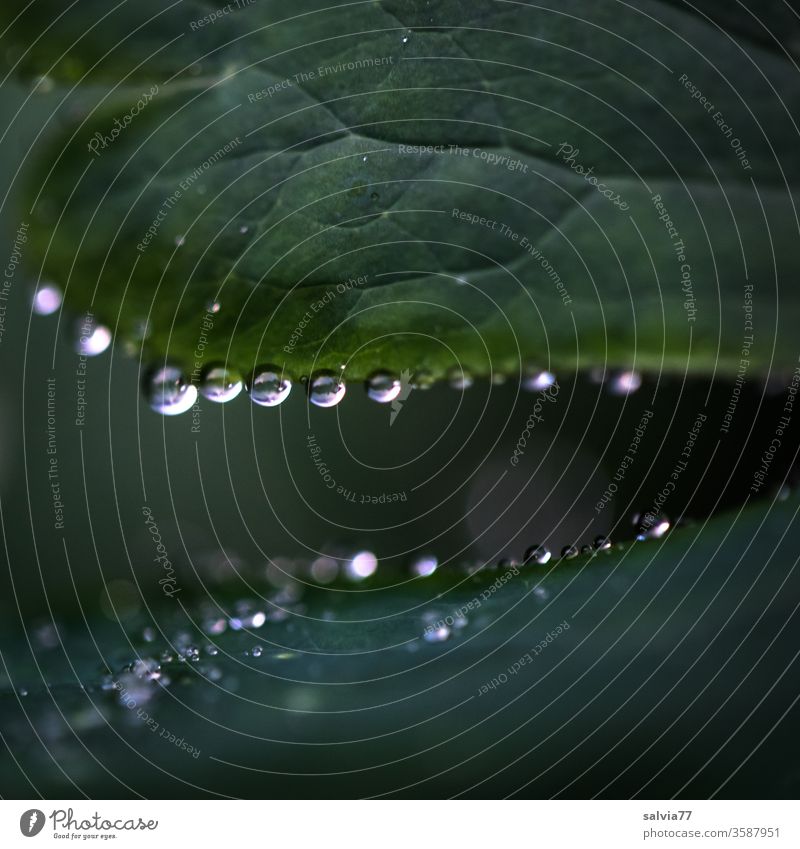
199 363 243 403
580 545 592 555
309 370 346 407
423 625 450 643
362 155 368 163
19 688 28 697
143 365 198 415
609 370 641 395
411 555 438 577
32 283 62 315
205 299 221 314
239 225 249 234
370 191 380 201
204 644 219 656
402 32 410 44
447 366 473 390
633 509 670 540
75 314 112 356
560 545 578 560
523 370 557 391
366 370 402 403
248 365 292 407
523 544 551 565
175 235 186 247
593 535 612 551
251 645 263 658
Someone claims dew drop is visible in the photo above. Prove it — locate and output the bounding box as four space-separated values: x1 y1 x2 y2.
19 688 28 697
199 363 243 403
248 365 292 407
346 551 377 580
204 644 219 656
251 645 263 658
75 314 112 356
523 544 552 565
609 370 641 395
523 370 557 391
560 545 579 560
633 509 670 540
309 370 346 407
239 225 249 234
32 283 62 315
174 235 186 247
593 534 612 551
580 545 592 555
411 555 438 577
143 364 198 415
423 625 450 643
447 366 473 390
310 556 338 584
205 299 221 314
366 370 402 403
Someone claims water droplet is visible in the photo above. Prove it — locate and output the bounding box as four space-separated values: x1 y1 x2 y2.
204 644 219 656
75 314 112 356
423 625 450 643
251 645 263 658
366 370 402 403
411 555 438 577
523 370 557 391
248 365 292 407
447 366 473 390
309 370 346 407
455 276 468 286
310 557 338 584
362 154 368 163
402 32 410 44
370 191 380 201
411 370 434 390
32 283 62 315
560 545 579 559
609 370 641 395
239 225 249 234
205 299 221 314
199 363 243 403
142 365 198 415
523 544 552 565
580 545 592 555
251 612 267 628
142 626 156 643
633 510 670 540
346 551 377 580
593 535 612 551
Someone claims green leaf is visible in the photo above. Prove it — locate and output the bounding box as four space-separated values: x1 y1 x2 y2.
2 490 799 797
8 0 800 381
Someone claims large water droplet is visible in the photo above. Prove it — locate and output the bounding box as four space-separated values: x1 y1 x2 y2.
32 283 62 315
199 363 243 403
346 551 377 580
75 314 112 356
143 365 197 415
633 509 670 540
593 534 612 551
609 370 641 395
366 370 402 403
560 545 578 560
309 370 346 407
447 366 473 390
248 365 292 407
523 544 552 565
423 625 450 643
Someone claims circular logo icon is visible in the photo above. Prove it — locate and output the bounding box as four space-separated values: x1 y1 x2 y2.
19 810 46 837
